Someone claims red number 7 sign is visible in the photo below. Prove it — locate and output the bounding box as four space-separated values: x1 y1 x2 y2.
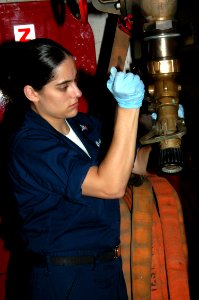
14 24 36 42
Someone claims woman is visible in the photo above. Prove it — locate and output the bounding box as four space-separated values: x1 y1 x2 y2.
0 38 144 300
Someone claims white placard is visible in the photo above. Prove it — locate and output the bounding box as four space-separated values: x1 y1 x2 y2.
14 24 36 42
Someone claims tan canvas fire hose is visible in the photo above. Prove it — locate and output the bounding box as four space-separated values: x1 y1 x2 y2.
120 174 190 300
108 23 131 72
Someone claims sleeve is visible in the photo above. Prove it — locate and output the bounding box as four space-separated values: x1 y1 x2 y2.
8 133 96 200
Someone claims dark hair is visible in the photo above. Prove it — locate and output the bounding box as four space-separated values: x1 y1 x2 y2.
0 38 73 136
0 38 72 104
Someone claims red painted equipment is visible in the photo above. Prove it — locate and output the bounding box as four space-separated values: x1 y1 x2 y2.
79 0 88 24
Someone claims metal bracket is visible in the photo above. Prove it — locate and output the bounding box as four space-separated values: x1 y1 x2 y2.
91 0 132 15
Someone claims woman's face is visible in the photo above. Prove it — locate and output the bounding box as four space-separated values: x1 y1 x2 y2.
30 56 82 124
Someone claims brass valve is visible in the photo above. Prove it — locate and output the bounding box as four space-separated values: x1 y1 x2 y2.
140 28 187 173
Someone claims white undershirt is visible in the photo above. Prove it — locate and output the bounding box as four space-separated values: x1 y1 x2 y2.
65 121 90 158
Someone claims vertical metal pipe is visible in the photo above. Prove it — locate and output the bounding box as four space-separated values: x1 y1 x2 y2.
139 0 186 173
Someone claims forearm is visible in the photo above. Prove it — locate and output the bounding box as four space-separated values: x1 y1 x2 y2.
82 107 139 198
82 66 144 199
132 145 152 175
99 107 139 186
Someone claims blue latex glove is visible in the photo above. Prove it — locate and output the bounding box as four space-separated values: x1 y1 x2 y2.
107 66 145 108
178 104 185 118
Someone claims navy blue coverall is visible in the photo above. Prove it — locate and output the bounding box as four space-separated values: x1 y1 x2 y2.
5 109 128 300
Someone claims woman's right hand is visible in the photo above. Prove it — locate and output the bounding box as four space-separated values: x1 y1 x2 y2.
106 66 145 109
